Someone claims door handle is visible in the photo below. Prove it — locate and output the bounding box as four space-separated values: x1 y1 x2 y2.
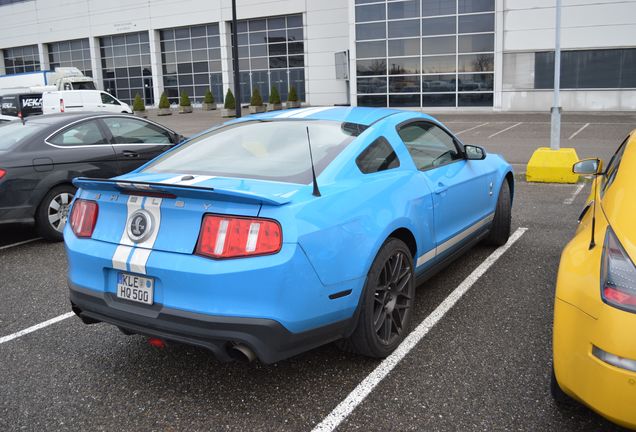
434 182 448 194
122 150 139 158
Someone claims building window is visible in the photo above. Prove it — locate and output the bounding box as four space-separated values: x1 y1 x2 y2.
100 31 153 105
233 14 305 104
48 39 92 77
354 0 495 108
534 49 636 90
3 45 40 74
160 23 223 105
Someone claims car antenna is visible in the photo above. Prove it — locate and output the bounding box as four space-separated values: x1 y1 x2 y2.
589 164 600 250
306 126 321 197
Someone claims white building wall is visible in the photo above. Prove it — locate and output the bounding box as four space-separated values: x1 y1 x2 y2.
500 0 636 111
504 0 636 51
1 0 635 111
304 0 349 106
0 0 348 107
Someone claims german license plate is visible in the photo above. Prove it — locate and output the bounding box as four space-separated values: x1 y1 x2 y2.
116 272 154 305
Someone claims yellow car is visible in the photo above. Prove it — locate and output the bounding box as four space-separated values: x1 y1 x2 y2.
552 130 636 429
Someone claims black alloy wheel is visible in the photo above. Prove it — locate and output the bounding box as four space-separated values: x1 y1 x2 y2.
339 238 415 358
373 250 413 345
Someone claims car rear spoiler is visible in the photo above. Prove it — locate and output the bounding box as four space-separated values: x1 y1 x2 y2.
72 177 291 206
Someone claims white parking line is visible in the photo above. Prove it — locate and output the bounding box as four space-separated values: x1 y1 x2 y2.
0 312 75 345
563 183 585 205
568 123 590 140
488 122 522 138
455 122 489 135
311 227 528 432
0 237 42 251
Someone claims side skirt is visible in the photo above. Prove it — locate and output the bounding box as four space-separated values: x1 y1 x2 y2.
415 224 491 286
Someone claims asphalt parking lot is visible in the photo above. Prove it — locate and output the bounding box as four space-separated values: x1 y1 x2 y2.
1 110 634 431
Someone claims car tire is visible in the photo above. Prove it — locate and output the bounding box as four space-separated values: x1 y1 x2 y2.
484 179 512 246
35 184 76 242
550 363 574 406
339 238 415 358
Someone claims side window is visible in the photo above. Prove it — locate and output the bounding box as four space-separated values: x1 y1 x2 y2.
356 137 400 174
397 122 461 171
102 117 172 144
602 136 629 194
101 93 120 105
49 120 107 146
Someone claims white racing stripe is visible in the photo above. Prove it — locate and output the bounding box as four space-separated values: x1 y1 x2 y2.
289 106 334 118
0 312 75 345
274 107 314 118
311 227 528 432
112 195 142 270
128 197 162 274
415 213 495 267
158 175 186 184
416 249 435 267
174 175 215 186
158 174 215 186
113 175 210 274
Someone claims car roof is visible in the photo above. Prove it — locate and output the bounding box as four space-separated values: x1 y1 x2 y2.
22 112 126 126
248 106 431 126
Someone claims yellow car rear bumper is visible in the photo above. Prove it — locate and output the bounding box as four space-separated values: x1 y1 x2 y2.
553 298 636 429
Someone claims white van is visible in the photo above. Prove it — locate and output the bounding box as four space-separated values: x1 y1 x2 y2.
42 90 132 115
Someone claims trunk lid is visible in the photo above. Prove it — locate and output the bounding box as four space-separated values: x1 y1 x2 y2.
73 173 301 255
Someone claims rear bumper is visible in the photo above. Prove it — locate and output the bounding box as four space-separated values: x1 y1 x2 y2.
70 284 356 364
553 298 636 429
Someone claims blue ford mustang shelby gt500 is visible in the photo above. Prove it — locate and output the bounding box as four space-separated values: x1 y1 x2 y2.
65 107 513 363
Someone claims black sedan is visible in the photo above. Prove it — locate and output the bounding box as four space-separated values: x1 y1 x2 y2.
0 113 184 241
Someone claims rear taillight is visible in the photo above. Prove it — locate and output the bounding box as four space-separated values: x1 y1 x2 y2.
195 214 282 259
601 227 636 313
69 199 99 238
0 169 6 180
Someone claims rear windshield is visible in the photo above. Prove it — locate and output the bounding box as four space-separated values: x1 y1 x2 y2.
142 120 358 184
0 122 46 150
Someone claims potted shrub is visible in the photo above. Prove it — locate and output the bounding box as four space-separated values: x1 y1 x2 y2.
202 89 216 111
286 85 301 108
222 89 236 117
268 85 282 111
179 91 193 114
132 93 147 118
157 92 172 116
249 87 265 114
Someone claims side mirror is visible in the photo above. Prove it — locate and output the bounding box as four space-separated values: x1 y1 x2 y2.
464 144 486 160
172 133 186 144
573 158 602 176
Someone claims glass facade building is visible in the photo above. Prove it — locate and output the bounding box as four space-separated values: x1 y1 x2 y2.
355 0 495 107
100 31 153 105
234 14 305 104
3 45 40 74
48 38 92 77
2 1 634 111
160 23 223 104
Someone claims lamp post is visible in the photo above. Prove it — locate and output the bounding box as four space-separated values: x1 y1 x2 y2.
550 0 562 150
231 0 242 117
